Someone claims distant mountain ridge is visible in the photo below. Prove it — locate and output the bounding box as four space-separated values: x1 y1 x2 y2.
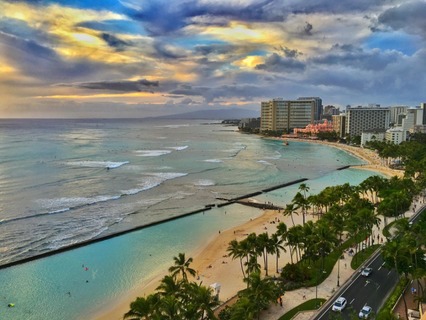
153 108 260 120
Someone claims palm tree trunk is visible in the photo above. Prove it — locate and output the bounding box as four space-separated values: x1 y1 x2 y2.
265 251 269 276
239 258 246 278
402 283 409 320
276 255 279 273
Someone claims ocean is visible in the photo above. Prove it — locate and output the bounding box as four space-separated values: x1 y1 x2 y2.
0 118 380 319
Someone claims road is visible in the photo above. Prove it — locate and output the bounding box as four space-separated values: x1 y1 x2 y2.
315 253 398 319
314 208 425 320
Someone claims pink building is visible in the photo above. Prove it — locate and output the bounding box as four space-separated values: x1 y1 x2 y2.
293 119 334 136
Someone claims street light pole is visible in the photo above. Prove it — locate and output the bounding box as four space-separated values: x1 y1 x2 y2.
337 256 340 287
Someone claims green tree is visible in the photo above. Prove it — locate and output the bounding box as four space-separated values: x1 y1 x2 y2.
123 294 160 320
168 252 197 282
227 239 246 279
270 232 286 273
243 272 281 320
283 202 299 226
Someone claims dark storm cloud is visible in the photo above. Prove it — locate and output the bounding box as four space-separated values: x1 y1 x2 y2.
288 0 399 14
180 97 196 105
195 43 241 56
274 46 303 58
0 32 104 81
304 22 313 35
255 53 306 73
125 0 400 37
170 83 268 103
67 79 159 92
0 17 51 43
153 41 187 59
311 44 401 71
100 33 130 51
307 70 367 91
125 0 285 35
378 1 426 37
0 32 150 84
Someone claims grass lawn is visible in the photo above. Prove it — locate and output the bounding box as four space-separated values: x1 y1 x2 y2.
278 298 326 320
350 244 380 269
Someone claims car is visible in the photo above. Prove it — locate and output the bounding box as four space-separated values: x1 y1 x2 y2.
361 267 373 277
359 305 372 318
332 297 347 312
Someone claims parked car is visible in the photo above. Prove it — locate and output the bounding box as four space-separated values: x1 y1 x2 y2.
361 267 373 277
332 297 347 312
359 305 372 318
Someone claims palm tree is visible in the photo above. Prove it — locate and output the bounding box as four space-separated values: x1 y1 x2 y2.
184 282 219 320
283 203 299 226
245 255 261 278
156 275 183 297
293 192 310 225
286 225 304 263
276 222 287 241
157 295 182 320
312 220 338 270
229 296 256 320
243 272 280 320
270 232 286 273
227 239 246 279
299 183 310 199
256 232 270 276
168 253 196 282
322 207 345 244
298 183 310 224
123 294 160 320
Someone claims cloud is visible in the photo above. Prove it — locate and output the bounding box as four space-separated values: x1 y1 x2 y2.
311 44 402 71
125 0 286 36
153 41 188 59
255 53 306 72
100 33 130 51
378 1 426 38
287 0 400 15
304 22 313 35
63 79 160 92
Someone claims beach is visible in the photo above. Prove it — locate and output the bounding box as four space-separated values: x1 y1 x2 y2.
95 139 403 320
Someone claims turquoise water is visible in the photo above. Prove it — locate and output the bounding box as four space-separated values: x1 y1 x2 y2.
0 119 364 265
0 204 261 319
0 119 380 319
0 168 380 320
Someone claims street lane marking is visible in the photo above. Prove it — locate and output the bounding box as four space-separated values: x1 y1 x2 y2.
378 262 385 270
350 298 355 304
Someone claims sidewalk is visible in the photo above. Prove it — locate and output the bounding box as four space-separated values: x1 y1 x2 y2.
259 196 425 320
260 251 355 320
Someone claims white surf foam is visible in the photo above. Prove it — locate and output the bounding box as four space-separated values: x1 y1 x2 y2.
204 159 223 163
38 195 121 212
194 179 215 186
134 150 172 157
257 160 273 165
168 145 189 151
67 160 129 169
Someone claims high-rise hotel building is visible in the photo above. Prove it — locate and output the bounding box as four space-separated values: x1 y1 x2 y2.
345 106 390 137
260 97 322 132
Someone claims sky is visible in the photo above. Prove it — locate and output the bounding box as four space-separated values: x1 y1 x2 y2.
1 0 426 118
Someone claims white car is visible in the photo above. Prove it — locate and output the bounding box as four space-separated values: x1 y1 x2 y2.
361 267 373 277
359 305 372 318
332 297 347 312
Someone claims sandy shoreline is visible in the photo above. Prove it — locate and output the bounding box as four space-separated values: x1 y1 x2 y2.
94 139 403 320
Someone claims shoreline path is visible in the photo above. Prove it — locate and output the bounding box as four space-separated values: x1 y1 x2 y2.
96 140 407 320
